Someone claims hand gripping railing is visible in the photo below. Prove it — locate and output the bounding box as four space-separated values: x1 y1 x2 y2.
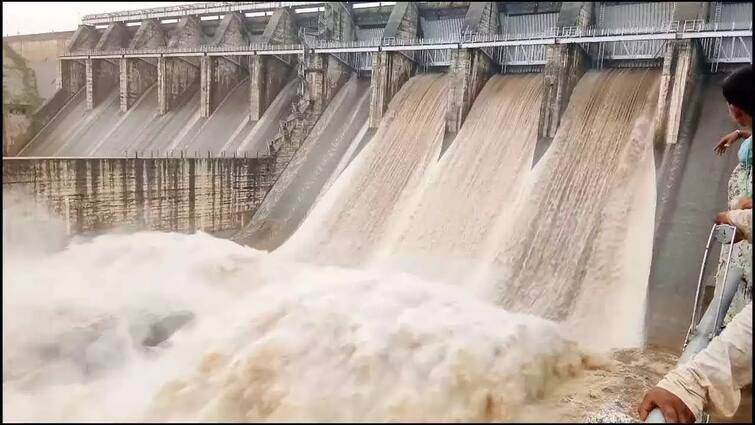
645 224 740 424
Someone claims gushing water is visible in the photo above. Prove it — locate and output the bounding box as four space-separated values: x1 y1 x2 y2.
280 74 448 267
487 69 659 348
2 219 594 422
373 74 543 286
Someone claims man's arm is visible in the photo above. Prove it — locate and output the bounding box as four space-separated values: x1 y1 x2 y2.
715 130 751 156
639 302 753 422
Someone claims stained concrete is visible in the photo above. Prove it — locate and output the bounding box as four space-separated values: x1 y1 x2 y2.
2 157 276 234
369 2 418 128
232 79 298 156
235 75 372 250
445 2 497 138
533 2 592 166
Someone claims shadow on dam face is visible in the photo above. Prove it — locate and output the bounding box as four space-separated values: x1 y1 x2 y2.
645 73 740 353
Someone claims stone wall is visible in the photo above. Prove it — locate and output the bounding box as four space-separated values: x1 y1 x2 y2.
2 157 276 235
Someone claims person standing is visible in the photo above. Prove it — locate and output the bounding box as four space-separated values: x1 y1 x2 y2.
638 203 752 423
712 65 753 324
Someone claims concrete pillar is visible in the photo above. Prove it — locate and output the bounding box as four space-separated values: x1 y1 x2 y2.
533 2 593 165
446 1 499 136
2 124 7 157
304 54 327 115
157 16 203 115
157 58 168 115
654 2 709 146
250 8 298 121
168 16 205 48
85 59 118 110
249 55 293 120
663 40 703 145
198 12 248 118
157 57 200 115
120 59 158 112
199 56 246 118
301 52 351 117
119 19 165 112
200 56 212 118
84 22 125 110
85 59 95 110
446 49 495 135
321 2 356 42
57 59 86 96
369 2 418 128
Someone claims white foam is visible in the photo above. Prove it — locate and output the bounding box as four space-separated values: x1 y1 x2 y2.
3 227 589 422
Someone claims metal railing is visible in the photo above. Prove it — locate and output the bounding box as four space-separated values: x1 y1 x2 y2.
60 20 752 68
82 2 323 25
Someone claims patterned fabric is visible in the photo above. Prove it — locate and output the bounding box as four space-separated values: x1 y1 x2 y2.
737 136 752 168
723 162 753 325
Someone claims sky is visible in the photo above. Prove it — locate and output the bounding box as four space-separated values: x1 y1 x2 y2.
3 2 198 36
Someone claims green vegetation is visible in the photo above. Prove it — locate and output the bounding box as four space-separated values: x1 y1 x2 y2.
2 42 43 111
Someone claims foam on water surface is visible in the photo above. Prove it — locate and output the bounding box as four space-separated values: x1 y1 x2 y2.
2 228 591 422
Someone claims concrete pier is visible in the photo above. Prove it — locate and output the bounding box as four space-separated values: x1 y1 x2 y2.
368 2 418 129
119 19 164 112
445 1 498 137
533 1 593 165
86 23 129 110
249 8 298 121
85 58 118 110
200 12 249 118
654 2 710 146
158 16 203 115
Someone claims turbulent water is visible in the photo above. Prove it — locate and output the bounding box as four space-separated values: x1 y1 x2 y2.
280 74 448 266
488 69 659 349
2 222 594 422
373 74 543 286
5 69 663 421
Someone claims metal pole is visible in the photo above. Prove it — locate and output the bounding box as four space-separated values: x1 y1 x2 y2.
712 226 737 337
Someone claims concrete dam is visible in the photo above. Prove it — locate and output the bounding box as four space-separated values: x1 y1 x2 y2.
2 1 753 422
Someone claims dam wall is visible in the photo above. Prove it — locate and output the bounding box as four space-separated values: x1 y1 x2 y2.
2 157 275 235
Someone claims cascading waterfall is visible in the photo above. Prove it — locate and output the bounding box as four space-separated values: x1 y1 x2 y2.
279 74 448 267
372 74 543 288
485 69 660 348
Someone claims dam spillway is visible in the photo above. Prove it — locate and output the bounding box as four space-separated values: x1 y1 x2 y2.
2 1 753 422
